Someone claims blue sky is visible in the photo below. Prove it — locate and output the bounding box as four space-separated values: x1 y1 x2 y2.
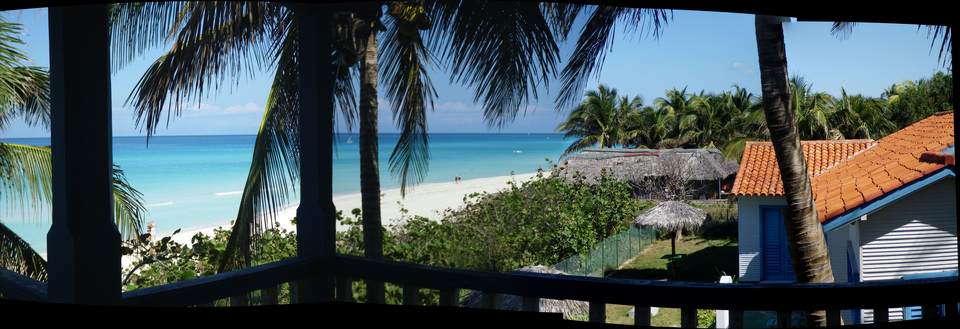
0 8 946 138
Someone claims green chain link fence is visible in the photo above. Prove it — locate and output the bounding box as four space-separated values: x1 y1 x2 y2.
552 226 656 277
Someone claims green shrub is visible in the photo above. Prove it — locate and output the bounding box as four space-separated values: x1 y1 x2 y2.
698 309 717 328
337 169 648 273
126 168 647 305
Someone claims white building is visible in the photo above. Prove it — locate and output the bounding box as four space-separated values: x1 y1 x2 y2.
731 112 956 323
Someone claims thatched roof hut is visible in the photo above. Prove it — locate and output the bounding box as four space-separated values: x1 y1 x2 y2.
556 148 738 184
634 201 708 255
461 265 588 320
634 201 707 232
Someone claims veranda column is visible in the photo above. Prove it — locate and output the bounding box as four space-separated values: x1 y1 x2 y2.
293 3 336 303
46 4 119 304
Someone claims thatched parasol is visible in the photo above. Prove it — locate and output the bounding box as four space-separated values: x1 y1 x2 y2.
461 265 589 320
634 201 707 255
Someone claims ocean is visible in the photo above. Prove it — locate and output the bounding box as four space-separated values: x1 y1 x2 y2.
1 133 572 253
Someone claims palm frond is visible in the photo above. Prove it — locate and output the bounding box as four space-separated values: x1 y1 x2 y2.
556 6 669 109
0 20 50 129
111 165 147 240
0 143 52 214
830 22 857 40
0 221 47 281
380 11 437 196
218 27 301 272
427 0 560 127
540 2 585 41
125 1 281 136
923 25 951 67
109 1 188 72
0 143 145 240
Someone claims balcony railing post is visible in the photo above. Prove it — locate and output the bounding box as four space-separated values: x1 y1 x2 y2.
873 307 888 323
481 292 497 309
589 301 606 323
633 305 651 326
46 4 120 305
826 309 841 326
729 308 744 329
230 294 249 306
262 286 279 305
921 304 939 319
776 310 790 328
439 288 459 307
402 285 420 306
292 3 336 303
945 303 959 319
521 296 539 312
336 276 353 302
681 307 698 328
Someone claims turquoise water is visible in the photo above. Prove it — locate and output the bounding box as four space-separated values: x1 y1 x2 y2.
1 134 571 253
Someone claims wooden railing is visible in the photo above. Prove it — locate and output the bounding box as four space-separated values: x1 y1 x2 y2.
0 269 47 302
3 256 958 327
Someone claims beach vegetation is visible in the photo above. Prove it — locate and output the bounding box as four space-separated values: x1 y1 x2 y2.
122 170 649 304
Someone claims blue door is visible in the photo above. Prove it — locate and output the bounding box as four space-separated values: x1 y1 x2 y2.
762 207 794 281
901 271 958 320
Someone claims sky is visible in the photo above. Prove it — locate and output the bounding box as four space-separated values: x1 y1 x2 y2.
0 7 947 138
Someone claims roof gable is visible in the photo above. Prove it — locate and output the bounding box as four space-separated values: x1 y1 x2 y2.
730 140 874 196
812 112 954 223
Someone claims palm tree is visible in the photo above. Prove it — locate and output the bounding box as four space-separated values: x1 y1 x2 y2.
830 88 895 139
111 1 571 274
0 19 147 281
717 86 766 160
790 76 835 140
556 85 639 156
755 15 834 326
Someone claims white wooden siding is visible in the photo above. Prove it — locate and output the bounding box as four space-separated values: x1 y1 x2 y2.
859 177 957 323
737 196 787 282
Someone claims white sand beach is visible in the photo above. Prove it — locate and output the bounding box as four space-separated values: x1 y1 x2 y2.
166 172 543 246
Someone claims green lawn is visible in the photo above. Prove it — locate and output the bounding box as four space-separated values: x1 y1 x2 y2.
603 236 738 327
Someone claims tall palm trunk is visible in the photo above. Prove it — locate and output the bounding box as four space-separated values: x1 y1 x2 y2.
755 15 834 326
358 29 385 304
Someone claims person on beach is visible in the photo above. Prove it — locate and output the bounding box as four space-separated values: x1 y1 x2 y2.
146 222 156 241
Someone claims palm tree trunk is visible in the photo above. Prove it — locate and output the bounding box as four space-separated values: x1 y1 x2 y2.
358 28 385 303
755 15 834 326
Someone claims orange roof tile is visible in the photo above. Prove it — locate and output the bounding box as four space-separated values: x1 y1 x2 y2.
812 112 954 223
730 139 874 196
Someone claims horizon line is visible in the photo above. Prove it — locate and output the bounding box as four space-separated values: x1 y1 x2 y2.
2 132 566 139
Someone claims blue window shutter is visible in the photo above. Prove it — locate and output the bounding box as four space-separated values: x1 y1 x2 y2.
762 207 791 281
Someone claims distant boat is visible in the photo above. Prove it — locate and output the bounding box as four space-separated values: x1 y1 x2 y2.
346 137 353 144
513 150 523 154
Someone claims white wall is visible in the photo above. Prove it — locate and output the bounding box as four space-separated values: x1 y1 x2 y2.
858 177 957 323
737 196 787 282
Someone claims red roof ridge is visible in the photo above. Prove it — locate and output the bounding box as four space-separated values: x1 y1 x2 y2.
812 140 879 177
798 139 874 144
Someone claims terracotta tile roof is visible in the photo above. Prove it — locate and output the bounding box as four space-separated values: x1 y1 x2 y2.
812 112 954 223
730 139 875 196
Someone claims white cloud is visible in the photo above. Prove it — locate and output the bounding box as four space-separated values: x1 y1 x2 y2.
434 101 474 113
223 102 262 114
731 62 755 74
